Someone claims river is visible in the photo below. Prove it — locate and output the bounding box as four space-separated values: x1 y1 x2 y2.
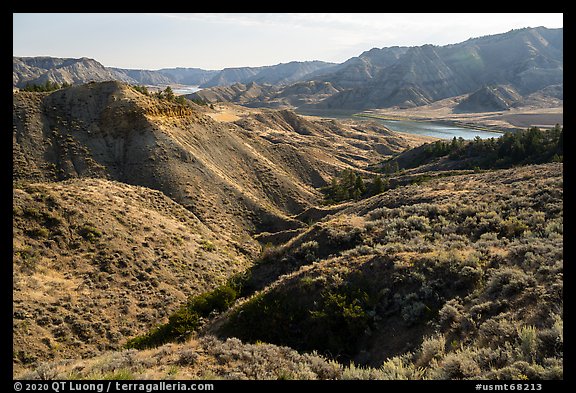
370 118 503 140
173 85 201 95
297 109 503 140
169 94 503 140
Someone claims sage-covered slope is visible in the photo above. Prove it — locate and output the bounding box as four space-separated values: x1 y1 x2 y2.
209 163 563 379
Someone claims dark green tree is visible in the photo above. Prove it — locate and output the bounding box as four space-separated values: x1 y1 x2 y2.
369 175 387 196
133 85 150 96
556 126 563 155
354 174 366 197
163 86 175 101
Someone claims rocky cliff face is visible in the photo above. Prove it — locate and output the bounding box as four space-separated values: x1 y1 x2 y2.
309 27 562 110
13 57 135 87
313 46 409 89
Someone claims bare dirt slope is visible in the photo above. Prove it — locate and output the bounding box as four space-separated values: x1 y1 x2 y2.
13 82 428 249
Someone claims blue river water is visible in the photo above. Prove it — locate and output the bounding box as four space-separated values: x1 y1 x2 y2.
170 92 503 140
296 109 504 140
173 85 201 95
369 119 503 140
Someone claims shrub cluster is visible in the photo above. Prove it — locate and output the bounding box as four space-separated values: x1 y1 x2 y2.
132 85 190 106
322 169 387 204
213 164 562 378
125 275 248 349
22 81 71 92
386 126 563 171
122 157 562 379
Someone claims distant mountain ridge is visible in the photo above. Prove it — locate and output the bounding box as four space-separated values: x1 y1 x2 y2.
199 61 337 88
195 27 562 111
13 57 197 88
13 56 135 87
305 27 562 110
13 27 562 111
13 57 336 90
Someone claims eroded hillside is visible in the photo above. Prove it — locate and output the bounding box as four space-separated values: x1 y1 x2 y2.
13 82 425 253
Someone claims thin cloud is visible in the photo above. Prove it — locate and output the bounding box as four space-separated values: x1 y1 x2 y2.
14 13 562 70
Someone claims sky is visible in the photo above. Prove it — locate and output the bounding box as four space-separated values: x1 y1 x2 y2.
13 13 563 71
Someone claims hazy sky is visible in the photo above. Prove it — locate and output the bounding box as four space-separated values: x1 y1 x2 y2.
13 13 563 70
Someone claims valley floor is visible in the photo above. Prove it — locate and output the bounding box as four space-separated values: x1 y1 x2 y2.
360 101 563 132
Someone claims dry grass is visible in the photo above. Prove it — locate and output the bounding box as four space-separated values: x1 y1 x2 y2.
17 335 343 380
13 82 562 380
12 178 249 375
